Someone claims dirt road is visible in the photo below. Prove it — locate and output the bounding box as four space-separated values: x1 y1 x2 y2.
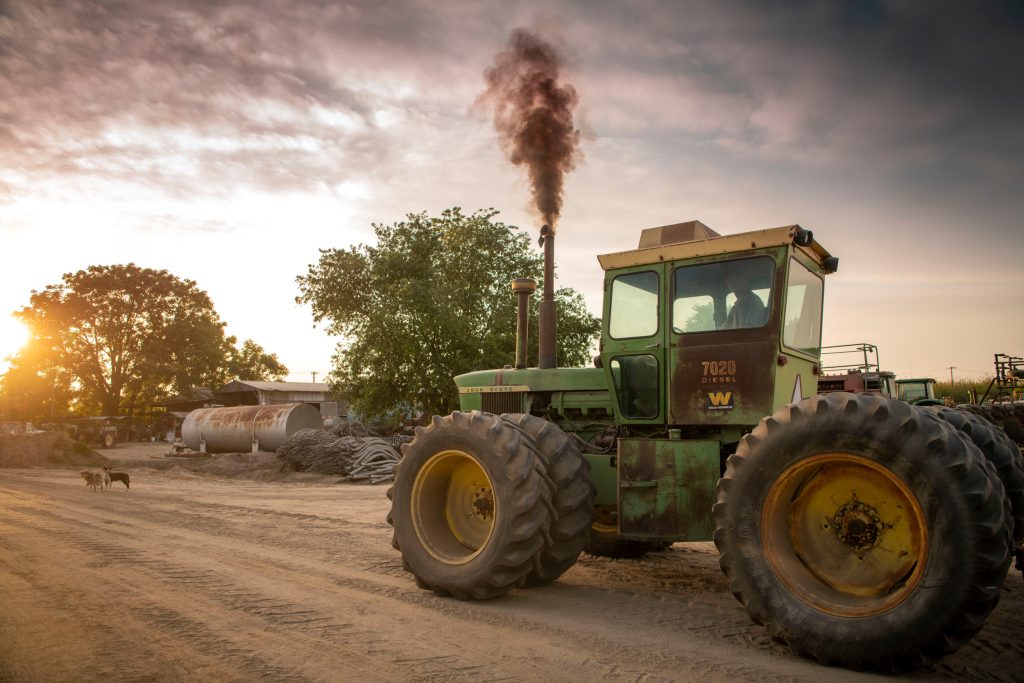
2 463 1023 682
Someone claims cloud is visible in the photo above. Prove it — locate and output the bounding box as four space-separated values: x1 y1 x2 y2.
0 0 472 217
4 0 1020 208
555 1 1023 172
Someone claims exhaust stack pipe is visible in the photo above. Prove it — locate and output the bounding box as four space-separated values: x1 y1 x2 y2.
511 278 537 369
538 224 557 369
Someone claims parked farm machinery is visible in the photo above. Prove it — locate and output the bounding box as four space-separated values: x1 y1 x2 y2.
386 220 1024 672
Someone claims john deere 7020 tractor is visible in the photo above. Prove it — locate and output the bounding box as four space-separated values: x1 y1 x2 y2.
387 220 1023 671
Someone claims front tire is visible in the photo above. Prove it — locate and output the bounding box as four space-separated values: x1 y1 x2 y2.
387 411 554 600
500 414 595 586
714 393 1011 671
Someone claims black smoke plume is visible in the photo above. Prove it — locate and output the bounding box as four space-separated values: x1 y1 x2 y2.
479 28 581 231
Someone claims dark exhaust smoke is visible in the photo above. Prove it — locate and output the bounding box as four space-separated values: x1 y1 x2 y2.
479 28 581 230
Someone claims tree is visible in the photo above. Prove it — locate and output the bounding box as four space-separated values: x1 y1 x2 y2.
226 338 288 381
297 208 600 419
932 377 995 404
0 347 74 421
3 264 287 417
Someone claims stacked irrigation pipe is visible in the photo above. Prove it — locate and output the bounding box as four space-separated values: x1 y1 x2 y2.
277 425 410 483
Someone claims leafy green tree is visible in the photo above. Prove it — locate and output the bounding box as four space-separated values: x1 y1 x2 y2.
226 338 289 381
3 264 286 417
297 208 600 418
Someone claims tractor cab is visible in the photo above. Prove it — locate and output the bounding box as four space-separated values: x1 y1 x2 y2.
596 220 836 434
896 377 941 405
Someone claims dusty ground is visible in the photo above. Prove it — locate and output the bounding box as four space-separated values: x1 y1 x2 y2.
1 443 1023 682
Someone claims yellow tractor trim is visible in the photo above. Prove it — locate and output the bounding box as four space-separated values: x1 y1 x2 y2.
597 224 832 271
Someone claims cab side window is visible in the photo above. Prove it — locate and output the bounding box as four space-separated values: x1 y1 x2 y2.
610 355 659 418
782 258 823 355
609 271 659 339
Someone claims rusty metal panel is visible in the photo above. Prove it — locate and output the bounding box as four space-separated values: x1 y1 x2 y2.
617 439 718 541
670 340 778 427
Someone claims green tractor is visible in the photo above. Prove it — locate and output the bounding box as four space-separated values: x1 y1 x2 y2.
387 220 1022 671
895 377 943 406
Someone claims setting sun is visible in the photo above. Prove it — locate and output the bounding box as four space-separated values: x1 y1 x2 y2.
0 314 30 372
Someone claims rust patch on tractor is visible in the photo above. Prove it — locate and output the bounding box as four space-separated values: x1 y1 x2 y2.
670 340 777 426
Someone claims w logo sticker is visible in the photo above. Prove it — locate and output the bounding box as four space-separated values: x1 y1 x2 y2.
706 391 734 411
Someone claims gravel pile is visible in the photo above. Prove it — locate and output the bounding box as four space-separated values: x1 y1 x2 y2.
0 431 109 468
277 424 410 483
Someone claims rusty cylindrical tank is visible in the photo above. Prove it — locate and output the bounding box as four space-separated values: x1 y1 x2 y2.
181 403 322 453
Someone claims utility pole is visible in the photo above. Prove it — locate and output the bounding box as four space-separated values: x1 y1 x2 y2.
311 371 318 384
946 366 956 385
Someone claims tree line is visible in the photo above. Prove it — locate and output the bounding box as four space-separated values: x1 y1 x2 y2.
296 208 600 419
2 208 601 423
1 264 287 420
931 377 1000 404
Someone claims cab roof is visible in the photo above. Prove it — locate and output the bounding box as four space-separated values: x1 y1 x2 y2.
596 220 833 271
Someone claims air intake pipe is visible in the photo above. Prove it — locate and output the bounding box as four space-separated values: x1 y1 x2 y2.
511 278 537 369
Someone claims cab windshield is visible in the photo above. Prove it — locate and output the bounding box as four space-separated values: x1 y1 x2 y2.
672 256 774 333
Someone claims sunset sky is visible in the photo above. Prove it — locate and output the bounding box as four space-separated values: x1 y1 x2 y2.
1 1 1022 384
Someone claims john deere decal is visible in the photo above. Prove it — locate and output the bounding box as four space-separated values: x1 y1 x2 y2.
706 390 734 411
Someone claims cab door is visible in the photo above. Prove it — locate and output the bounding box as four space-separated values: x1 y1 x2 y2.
600 264 668 425
667 251 784 426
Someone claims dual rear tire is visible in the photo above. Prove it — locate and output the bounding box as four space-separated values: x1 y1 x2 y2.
389 397 1016 671
714 393 1012 671
387 412 594 599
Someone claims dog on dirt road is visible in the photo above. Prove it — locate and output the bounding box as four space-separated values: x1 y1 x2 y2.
101 468 112 490
79 470 101 492
103 467 130 489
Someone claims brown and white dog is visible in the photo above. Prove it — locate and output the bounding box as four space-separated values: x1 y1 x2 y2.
103 467 130 489
79 470 101 492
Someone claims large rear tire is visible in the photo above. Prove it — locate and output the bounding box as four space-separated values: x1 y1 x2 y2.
930 406 1024 544
387 411 555 600
500 414 595 586
958 403 1024 446
714 393 1011 672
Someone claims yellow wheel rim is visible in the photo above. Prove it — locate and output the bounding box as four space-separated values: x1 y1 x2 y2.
762 453 928 617
411 449 495 565
592 505 619 535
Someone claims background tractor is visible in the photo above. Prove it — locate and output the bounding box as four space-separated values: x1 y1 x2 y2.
895 377 943 405
387 220 1024 672
816 342 897 398
816 346 1024 446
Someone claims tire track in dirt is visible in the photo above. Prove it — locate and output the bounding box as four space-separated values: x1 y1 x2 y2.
3 470 1023 681
0 475 810 681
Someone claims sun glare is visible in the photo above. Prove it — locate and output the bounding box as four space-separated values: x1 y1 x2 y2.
0 315 30 371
